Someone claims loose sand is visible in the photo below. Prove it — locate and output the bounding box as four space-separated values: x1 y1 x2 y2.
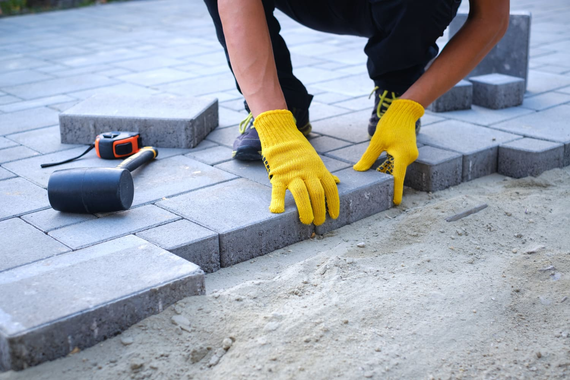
2 168 570 379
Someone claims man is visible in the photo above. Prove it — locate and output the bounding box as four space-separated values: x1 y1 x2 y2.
204 0 509 226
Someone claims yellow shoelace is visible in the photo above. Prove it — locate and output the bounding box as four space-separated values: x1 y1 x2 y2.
239 112 254 134
369 87 399 119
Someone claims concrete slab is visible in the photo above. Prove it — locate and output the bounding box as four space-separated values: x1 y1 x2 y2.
205 126 239 148
0 137 18 150
0 107 60 136
489 104 570 166
498 138 564 178
311 109 371 143
405 146 463 192
417 121 522 181
7 126 81 154
0 235 205 371
59 94 218 149
0 178 48 221
158 178 314 267
0 167 16 181
427 80 472 112
137 220 220 273
49 205 179 250
308 135 352 154
325 142 388 169
21 208 97 233
0 146 39 164
185 145 233 166
214 160 270 187
470 74 525 109
0 95 75 113
116 68 197 87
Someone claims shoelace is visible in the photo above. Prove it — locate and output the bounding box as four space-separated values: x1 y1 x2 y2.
369 87 399 119
239 112 254 134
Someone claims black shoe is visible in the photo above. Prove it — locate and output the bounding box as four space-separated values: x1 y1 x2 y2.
232 107 312 161
368 87 421 138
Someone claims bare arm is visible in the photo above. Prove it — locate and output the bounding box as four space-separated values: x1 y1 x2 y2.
218 0 286 117
401 0 510 107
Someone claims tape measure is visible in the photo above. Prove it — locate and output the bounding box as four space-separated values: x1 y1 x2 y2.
41 131 143 168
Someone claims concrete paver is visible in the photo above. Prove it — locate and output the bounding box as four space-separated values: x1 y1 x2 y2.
499 138 564 178
0 178 49 220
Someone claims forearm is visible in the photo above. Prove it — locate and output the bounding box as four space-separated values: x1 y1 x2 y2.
401 0 510 107
218 0 286 117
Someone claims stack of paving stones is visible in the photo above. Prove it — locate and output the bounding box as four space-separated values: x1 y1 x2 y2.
2 0 570 371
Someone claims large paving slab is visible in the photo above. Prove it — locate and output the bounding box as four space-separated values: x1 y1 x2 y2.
488 104 570 166
0 177 49 220
158 178 314 267
59 94 218 148
498 138 564 178
0 235 205 371
0 107 60 136
417 121 522 182
0 218 70 272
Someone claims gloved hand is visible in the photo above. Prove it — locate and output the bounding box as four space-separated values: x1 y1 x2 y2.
353 99 424 205
254 109 340 225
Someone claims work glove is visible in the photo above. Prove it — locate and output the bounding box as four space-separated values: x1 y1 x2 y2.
254 109 340 226
353 99 424 205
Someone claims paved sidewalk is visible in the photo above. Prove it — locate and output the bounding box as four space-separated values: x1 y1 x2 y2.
1 0 570 371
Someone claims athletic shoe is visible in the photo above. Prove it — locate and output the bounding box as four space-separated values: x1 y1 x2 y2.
368 87 421 138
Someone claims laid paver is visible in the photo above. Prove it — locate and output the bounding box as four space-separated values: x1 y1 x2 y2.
0 178 48 220
307 135 352 154
0 70 53 88
313 72 373 97
7 126 81 154
0 235 205 371
0 57 47 72
0 167 16 181
0 94 75 113
427 80 473 112
0 218 70 272
137 219 220 273
438 104 534 127
49 205 180 249
185 145 233 165
325 142 388 169
21 208 97 232
112 56 187 72
470 74 525 109
67 82 161 100
405 146 463 192
0 145 39 164
214 160 270 187
521 91 570 111
526 70 570 96
417 121 522 181
116 68 197 87
206 125 239 147
311 109 372 143
53 48 146 67
498 138 564 178
489 104 570 166
0 107 59 136
158 178 313 267
0 96 20 106
315 168 393 235
0 137 18 150
59 94 218 148
320 155 352 172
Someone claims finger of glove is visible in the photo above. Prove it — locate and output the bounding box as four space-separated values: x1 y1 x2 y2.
332 175 340 184
322 173 340 220
289 178 314 225
305 178 326 226
353 141 386 172
269 182 286 213
391 159 410 206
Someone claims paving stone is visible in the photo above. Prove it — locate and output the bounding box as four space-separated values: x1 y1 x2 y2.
315 92 353 105
311 109 371 143
158 178 313 267
116 68 197 87
0 94 75 113
214 160 270 187
185 145 233 165
405 146 463 192
526 70 570 96
417 121 522 181
0 96 20 106
67 82 161 100
521 92 570 111
0 57 47 72
218 107 248 128
449 11 531 87
0 106 60 136
0 70 53 88
7 126 81 154
2 74 119 100
309 102 351 122
325 142 388 169
441 105 534 127
96 68 133 78
110 56 187 72
313 72 374 97
315 168 393 235
291 66 351 85
206 126 239 147
48 100 80 112
0 145 39 164
498 138 564 178
421 112 446 126
21 208 97 232
0 137 18 150
470 74 525 109
156 71 237 97
0 178 49 220
59 94 218 148
489 104 570 166
137 220 220 273
53 48 146 67
0 235 204 371
0 218 70 272
49 205 179 249
427 80 473 112
0 167 16 181
332 95 372 112
320 155 352 172
307 135 352 154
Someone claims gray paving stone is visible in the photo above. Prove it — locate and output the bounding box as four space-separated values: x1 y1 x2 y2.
440 104 534 127
67 82 161 100
49 205 179 249
2 74 119 100
427 80 473 112
156 71 237 97
0 218 70 272
59 94 218 148
311 109 371 143
0 167 16 181
309 102 352 122
116 68 197 87
218 107 248 128
291 66 351 85
53 48 146 67
332 95 372 112
308 135 352 154
498 138 564 178
0 106 60 136
470 74 525 109
315 168 393 235
315 92 353 105
137 220 220 273
405 146 463 192
0 137 17 150
0 94 75 113
21 208 97 232
521 91 570 111
526 70 570 96
0 96 20 106
95 68 133 78
48 100 80 112
489 104 570 166
325 142 387 169
158 178 313 267
313 73 374 97
7 126 81 154
185 145 233 165
0 145 39 164
417 121 522 181
214 160 270 187
206 125 239 147
113 56 187 72
450 11 531 87
0 178 49 220
0 70 53 88
0 57 47 72
320 155 352 172
0 235 204 371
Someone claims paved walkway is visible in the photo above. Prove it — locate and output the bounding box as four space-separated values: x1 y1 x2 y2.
1 0 570 371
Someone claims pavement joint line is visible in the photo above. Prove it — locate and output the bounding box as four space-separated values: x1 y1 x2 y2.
0 206 51 222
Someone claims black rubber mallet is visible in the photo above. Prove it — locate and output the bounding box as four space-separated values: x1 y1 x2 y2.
47 147 158 214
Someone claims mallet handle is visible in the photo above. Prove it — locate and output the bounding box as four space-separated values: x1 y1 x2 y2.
117 147 158 172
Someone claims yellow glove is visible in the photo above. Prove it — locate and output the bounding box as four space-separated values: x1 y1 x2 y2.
353 99 424 205
254 110 340 225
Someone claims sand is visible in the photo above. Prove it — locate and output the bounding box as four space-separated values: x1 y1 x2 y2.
2 167 570 379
